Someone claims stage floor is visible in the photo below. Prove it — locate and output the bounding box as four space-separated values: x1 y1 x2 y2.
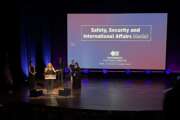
21 78 166 111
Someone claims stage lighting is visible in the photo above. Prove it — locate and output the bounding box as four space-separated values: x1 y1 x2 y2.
145 70 152 75
20 53 29 77
42 34 51 65
83 69 89 74
125 69 131 75
64 67 70 73
165 69 171 75
102 69 108 74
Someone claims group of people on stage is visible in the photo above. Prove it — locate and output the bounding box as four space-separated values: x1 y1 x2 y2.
28 59 81 94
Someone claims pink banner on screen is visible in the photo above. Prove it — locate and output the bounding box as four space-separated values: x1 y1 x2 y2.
68 13 167 70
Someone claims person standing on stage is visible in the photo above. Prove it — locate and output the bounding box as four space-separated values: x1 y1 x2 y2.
45 63 56 74
44 62 56 94
73 62 81 89
69 59 75 80
28 60 36 91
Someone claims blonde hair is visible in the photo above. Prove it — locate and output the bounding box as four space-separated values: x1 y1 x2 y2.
47 63 53 68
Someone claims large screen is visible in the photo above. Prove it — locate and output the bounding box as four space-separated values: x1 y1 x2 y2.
67 13 167 70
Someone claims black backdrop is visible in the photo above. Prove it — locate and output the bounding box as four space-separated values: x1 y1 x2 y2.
1 0 180 87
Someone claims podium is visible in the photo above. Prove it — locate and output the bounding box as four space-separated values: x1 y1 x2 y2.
44 74 56 94
44 74 56 80
44 70 72 96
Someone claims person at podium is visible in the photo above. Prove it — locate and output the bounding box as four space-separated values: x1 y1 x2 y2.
44 62 56 94
45 63 56 74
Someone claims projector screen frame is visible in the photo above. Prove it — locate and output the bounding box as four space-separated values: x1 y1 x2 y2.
67 13 168 71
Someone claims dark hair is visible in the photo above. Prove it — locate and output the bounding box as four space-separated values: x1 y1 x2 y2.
75 62 79 66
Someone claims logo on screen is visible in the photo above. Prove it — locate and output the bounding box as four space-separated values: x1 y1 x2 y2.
110 51 119 57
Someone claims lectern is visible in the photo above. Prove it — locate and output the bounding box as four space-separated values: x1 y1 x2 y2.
45 74 56 80
45 74 56 94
